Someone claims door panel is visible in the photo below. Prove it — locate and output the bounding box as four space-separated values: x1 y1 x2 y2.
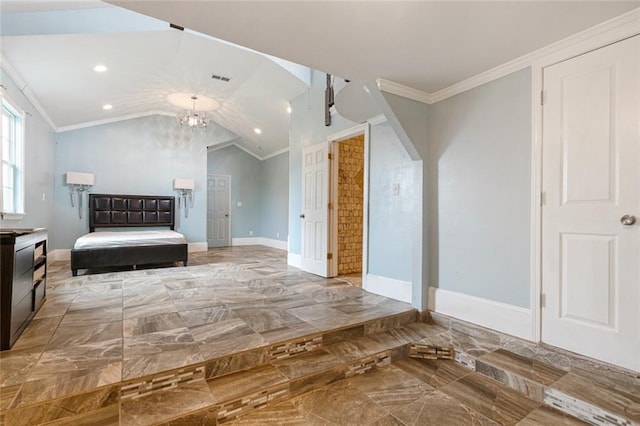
301 142 329 276
560 233 615 327
207 174 230 248
541 35 639 371
562 65 615 204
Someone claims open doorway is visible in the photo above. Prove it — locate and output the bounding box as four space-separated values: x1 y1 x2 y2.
327 124 369 287
335 135 364 285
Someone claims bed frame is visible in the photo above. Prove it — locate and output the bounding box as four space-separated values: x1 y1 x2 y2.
70 194 188 276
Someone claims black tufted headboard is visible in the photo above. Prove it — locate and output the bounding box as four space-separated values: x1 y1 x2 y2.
88 194 176 232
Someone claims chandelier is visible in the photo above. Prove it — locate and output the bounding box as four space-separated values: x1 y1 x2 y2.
177 95 210 129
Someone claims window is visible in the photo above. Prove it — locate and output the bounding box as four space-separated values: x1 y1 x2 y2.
1 97 25 218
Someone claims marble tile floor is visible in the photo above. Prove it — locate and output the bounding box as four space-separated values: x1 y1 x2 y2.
2 246 638 425
336 273 363 288
0 246 420 424
219 320 640 426
427 313 640 426
224 360 583 426
2 311 447 425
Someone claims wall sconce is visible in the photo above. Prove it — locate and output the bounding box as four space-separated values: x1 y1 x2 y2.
173 178 194 218
66 172 95 219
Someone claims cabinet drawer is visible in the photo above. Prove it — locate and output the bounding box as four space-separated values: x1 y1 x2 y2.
10 293 32 338
34 244 44 262
33 263 45 284
34 280 46 311
14 246 34 277
12 271 32 307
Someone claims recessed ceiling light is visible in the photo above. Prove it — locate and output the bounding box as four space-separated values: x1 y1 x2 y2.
102 104 113 110
94 64 108 73
254 128 262 134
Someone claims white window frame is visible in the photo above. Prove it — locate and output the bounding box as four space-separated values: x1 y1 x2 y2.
1 95 26 220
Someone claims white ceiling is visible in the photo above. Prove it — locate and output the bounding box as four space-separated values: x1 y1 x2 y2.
2 1 639 158
1 4 309 157
109 1 639 94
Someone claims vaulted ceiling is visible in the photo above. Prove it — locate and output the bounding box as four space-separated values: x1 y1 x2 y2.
109 1 639 94
1 3 310 157
2 1 638 158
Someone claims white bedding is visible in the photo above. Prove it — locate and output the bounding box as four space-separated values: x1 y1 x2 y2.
73 230 186 250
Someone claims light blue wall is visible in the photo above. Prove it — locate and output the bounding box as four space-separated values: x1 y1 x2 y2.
367 121 419 282
0 70 55 234
207 146 289 241
376 91 430 309
207 145 262 238
428 68 532 308
261 152 289 242
52 115 237 249
287 71 419 286
376 69 532 309
288 70 356 254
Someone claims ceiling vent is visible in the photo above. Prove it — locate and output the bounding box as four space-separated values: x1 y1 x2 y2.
211 74 231 82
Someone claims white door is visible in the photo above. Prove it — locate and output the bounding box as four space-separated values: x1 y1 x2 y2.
301 142 329 276
541 35 640 371
207 174 230 248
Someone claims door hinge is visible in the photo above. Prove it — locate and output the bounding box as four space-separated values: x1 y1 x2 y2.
540 192 546 206
328 153 334 160
327 252 333 260
540 90 544 106
328 202 334 210
540 293 546 308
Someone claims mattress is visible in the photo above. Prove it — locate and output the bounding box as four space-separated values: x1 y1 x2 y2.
73 230 186 250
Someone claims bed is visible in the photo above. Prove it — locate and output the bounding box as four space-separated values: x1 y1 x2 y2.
70 194 188 276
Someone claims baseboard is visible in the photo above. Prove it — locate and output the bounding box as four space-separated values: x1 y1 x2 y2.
232 237 287 250
428 287 533 341
257 238 287 250
188 242 207 253
232 237 262 246
365 274 412 304
287 253 302 268
48 249 70 262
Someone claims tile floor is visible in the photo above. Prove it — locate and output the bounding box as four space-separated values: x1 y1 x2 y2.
1 246 414 410
1 246 638 425
225 358 583 426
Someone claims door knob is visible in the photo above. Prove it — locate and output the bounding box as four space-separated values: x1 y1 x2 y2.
299 214 305 219
620 214 636 226
225 214 229 217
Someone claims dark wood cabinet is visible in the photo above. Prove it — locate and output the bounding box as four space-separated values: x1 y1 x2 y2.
1 228 47 350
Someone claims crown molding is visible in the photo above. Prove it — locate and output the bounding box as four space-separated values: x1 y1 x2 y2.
55 110 176 132
376 78 434 105
262 146 289 161
430 7 640 103
367 114 387 126
208 140 288 161
206 141 237 153
1 54 57 131
207 140 264 161
377 7 640 105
